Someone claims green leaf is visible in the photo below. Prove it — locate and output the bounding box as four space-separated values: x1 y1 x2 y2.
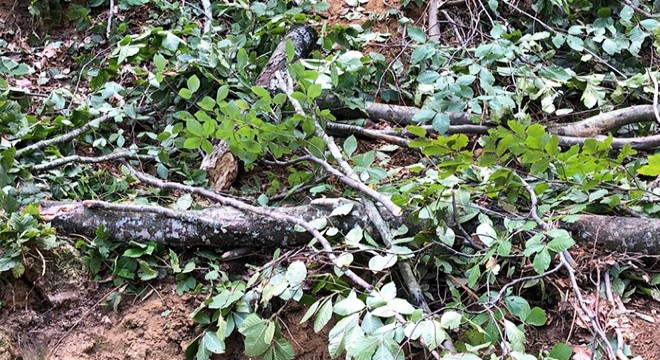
439 311 462 329
314 299 333 333
601 39 618 55
368 254 397 271
197 96 216 111
307 84 323 100
202 331 226 354
301 299 322 324
503 320 526 352
431 113 450 134
475 222 497 247
285 261 306 286
178 88 192 100
407 25 427 42
547 234 575 253
153 53 166 71
525 307 546 326
412 109 436 123
187 75 200 93
187 119 204 137
638 154 660 176
505 296 531 320
334 291 365 316
183 137 202 149
548 343 573 360
330 202 354 217
239 314 270 357
343 136 358 157
262 338 294 360
410 45 435 64
216 85 230 102
533 248 551 274
566 35 584 51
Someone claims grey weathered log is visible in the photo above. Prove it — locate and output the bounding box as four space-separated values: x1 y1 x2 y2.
40 199 410 249
549 105 660 137
41 200 660 254
560 215 660 254
255 25 318 91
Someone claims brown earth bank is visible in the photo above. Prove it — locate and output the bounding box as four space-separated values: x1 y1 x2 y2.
2 260 659 360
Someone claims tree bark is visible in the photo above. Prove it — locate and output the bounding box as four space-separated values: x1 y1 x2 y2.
39 199 407 249
40 201 660 254
560 215 660 254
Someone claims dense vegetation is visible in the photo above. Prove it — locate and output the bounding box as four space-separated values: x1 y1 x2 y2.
1 0 659 359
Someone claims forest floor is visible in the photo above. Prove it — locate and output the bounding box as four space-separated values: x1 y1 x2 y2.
1 1 659 359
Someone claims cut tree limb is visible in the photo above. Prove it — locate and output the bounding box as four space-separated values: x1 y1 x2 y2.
549 105 660 137
560 215 660 254
41 200 660 255
40 199 384 249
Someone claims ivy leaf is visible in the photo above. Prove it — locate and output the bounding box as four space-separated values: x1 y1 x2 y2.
601 39 618 55
566 35 584 51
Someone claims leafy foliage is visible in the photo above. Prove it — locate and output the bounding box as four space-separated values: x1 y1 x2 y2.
2 0 659 359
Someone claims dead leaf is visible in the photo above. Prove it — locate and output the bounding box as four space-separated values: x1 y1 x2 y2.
572 345 592 360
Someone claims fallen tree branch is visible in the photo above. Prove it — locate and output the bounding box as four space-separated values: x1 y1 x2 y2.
123 163 373 289
329 101 660 149
549 105 660 137
15 114 115 157
560 215 660 254
32 150 154 171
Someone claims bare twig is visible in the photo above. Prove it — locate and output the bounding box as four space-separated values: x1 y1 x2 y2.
200 0 212 34
427 0 441 41
106 0 114 37
15 114 115 157
604 272 629 360
326 121 410 146
648 70 660 125
306 155 402 216
33 150 154 171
